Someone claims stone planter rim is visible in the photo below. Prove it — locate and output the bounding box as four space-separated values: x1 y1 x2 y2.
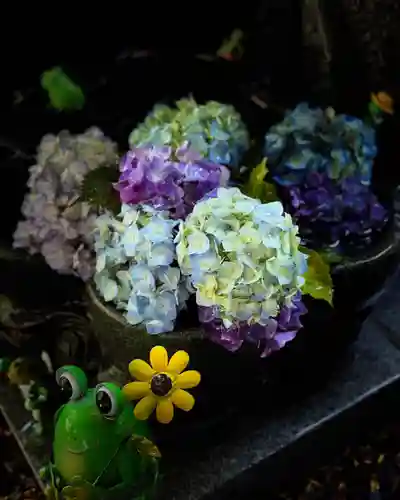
86 283 205 342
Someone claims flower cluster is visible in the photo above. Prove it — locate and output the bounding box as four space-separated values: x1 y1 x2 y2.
264 103 377 187
129 98 249 168
199 292 307 356
114 144 230 219
176 187 308 355
287 172 388 251
13 128 117 280
123 346 201 424
94 204 190 334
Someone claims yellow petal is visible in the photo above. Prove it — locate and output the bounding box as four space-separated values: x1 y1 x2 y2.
123 382 150 400
176 370 201 389
171 389 195 412
134 395 157 420
167 350 189 374
129 359 155 381
156 399 174 424
150 346 168 372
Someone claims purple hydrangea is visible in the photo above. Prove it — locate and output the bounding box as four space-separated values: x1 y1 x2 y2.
198 293 307 357
286 172 388 250
114 143 230 219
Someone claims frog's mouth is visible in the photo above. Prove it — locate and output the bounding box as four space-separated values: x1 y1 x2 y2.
67 442 88 455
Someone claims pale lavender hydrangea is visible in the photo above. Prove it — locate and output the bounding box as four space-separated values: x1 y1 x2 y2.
13 128 117 280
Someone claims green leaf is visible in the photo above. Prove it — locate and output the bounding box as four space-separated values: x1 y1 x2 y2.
243 158 279 202
300 246 333 306
80 165 120 213
217 29 244 59
318 248 344 265
41 67 85 112
0 358 11 373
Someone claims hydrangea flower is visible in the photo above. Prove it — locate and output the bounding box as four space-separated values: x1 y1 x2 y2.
129 98 249 168
198 292 307 357
13 128 117 280
176 187 308 356
287 172 388 251
264 103 377 187
114 144 230 219
93 204 190 335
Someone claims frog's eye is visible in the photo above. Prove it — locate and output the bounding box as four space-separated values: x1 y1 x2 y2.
95 384 122 419
56 366 87 401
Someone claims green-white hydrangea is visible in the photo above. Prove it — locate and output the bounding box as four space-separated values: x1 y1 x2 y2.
129 98 249 168
175 187 308 328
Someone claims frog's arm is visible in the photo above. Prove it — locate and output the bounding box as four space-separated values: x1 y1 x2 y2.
105 459 159 500
87 436 160 500
111 437 160 499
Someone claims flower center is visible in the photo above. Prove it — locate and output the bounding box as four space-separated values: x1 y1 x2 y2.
150 373 173 397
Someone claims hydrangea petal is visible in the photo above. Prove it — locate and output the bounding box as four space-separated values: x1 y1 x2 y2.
102 280 118 302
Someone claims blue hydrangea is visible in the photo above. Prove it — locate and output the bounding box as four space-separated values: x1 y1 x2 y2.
93 204 191 335
129 98 249 169
264 103 377 187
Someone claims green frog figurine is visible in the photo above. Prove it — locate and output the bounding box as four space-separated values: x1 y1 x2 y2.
41 366 160 500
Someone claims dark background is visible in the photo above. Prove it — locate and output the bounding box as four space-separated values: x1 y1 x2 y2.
0 0 399 247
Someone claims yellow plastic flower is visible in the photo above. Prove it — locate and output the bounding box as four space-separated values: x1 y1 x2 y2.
123 346 201 424
371 91 394 115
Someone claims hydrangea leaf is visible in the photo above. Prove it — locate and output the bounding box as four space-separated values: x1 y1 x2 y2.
243 158 279 203
318 249 344 264
41 67 85 112
80 165 120 214
217 29 244 60
300 246 333 306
